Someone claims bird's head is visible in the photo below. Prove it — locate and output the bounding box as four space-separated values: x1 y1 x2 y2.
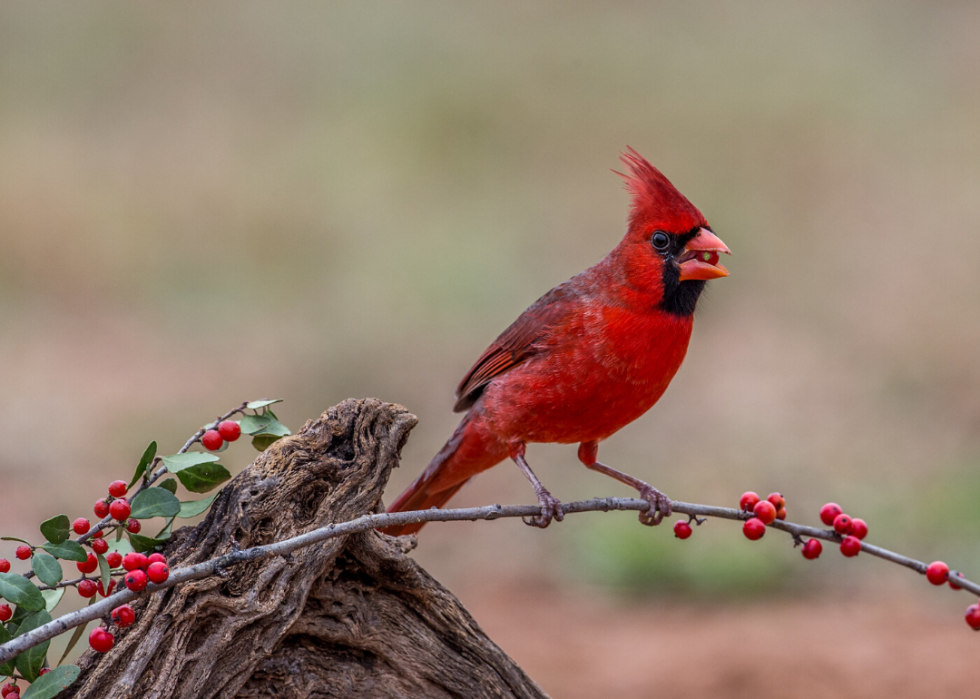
613 147 731 315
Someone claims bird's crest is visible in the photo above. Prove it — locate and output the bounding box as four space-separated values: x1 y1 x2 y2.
615 147 707 233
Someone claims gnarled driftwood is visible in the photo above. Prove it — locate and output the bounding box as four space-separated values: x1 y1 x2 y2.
63 398 549 699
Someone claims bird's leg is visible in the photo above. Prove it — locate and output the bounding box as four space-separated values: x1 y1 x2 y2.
578 441 672 526
510 442 563 528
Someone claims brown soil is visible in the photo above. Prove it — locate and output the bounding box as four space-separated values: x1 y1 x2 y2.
460 582 980 699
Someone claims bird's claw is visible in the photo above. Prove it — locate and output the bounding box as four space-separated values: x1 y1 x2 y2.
523 490 564 528
637 485 672 526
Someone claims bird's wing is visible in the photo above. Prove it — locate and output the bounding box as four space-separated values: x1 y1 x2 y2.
453 283 578 412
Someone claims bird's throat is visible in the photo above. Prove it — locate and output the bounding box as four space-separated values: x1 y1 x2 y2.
658 264 706 317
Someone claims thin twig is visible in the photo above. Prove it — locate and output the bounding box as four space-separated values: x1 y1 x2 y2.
0 496 975 665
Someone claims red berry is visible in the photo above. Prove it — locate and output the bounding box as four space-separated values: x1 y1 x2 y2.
109 500 131 522
147 561 170 584
819 502 843 526
766 492 785 510
111 604 136 628
97 579 116 597
753 500 777 525
1 684 16 698
833 513 853 535
94 499 110 518
966 603 980 630
201 429 223 451
802 539 823 560
776 507 787 521
673 521 693 539
39 669 49 676
108 480 128 498
124 569 148 592
0 604 11 622
950 572 965 590
739 491 760 512
0 559 9 573
77 579 98 598
926 561 950 586
147 553 166 566
72 518 91 535
126 519 141 534
77 552 99 574
15 545 32 560
122 553 148 572
218 420 242 442
91 529 104 539
840 535 861 557
88 627 114 653
91 538 109 555
850 518 868 540
106 551 123 568
743 517 766 540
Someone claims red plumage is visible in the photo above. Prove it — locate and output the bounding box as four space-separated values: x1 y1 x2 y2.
382 149 730 536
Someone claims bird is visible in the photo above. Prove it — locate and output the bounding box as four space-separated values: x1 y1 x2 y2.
380 148 730 536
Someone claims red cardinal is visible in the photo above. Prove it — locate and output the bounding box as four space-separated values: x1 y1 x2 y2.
381 148 729 536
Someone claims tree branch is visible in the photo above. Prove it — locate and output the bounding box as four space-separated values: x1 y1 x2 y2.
1 495 975 665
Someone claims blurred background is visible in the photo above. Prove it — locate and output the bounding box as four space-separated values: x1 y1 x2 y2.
1 1 979 696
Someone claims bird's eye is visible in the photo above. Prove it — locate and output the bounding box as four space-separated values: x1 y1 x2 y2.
652 232 670 251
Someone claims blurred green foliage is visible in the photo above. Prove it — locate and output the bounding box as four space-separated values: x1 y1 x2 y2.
572 514 797 598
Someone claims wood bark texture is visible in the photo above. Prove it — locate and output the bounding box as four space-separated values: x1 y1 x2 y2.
63 398 550 699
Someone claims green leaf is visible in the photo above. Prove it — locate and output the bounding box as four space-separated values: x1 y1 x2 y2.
129 487 180 519
246 399 282 410
8 603 32 630
161 452 219 473
0 573 45 611
41 588 64 613
39 515 70 546
251 433 281 451
158 478 178 494
97 554 110 590
0 623 12 675
240 413 290 437
107 538 133 557
156 517 175 539
31 552 62 587
14 609 52 681
129 441 157 488
22 664 80 699
178 492 220 518
176 462 231 493
128 533 168 554
40 540 87 563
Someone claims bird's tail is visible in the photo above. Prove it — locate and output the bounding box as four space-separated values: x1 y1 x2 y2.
380 412 507 537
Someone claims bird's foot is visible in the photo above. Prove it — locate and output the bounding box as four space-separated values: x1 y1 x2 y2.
523 488 564 528
637 484 672 526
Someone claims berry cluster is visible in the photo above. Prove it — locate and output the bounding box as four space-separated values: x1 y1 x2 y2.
738 491 786 541
92 479 138 528
0 401 286 694
86 556 167 654
201 420 242 452
87 602 137 654
818 502 868 557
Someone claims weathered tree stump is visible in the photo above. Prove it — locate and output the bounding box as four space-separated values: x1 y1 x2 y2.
64 399 549 699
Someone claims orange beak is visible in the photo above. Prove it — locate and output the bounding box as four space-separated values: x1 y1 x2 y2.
677 228 731 281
